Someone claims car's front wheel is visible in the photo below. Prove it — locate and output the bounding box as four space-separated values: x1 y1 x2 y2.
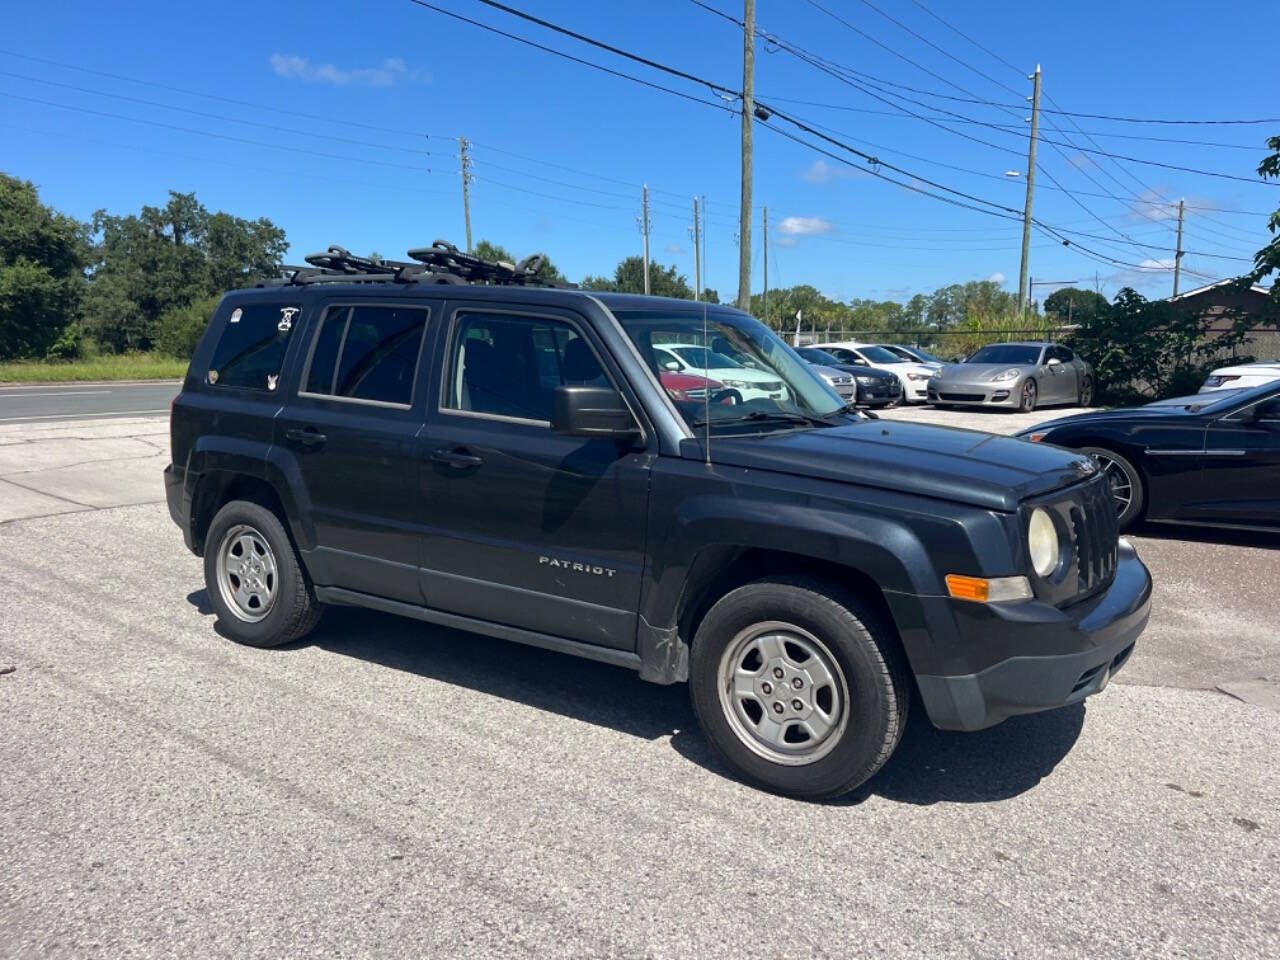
204 499 323 648
689 577 910 800
1079 375 1095 407
1082 447 1145 530
1019 378 1038 413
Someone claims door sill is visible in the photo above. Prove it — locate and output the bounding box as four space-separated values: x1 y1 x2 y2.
314 586 644 673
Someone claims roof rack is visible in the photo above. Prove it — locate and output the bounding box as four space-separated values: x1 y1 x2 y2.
257 241 572 289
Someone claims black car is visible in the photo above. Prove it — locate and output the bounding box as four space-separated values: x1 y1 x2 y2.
796 346 901 408
165 242 1151 800
1020 381 1280 531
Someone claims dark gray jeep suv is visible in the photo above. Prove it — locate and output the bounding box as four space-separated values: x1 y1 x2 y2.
165 244 1152 799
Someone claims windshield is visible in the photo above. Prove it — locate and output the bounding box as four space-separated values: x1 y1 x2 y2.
905 346 941 364
612 307 848 433
967 344 1042 365
798 348 840 365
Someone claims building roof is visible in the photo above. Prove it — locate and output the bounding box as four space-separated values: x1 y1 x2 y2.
1167 278 1272 302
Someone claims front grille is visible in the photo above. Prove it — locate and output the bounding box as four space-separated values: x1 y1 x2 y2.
830 376 853 385
939 391 985 402
1069 478 1119 597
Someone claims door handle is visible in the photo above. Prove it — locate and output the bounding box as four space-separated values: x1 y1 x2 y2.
285 427 328 447
431 447 484 469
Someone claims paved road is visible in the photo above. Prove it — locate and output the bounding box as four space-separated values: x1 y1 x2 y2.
0 414 1278 958
0 382 180 424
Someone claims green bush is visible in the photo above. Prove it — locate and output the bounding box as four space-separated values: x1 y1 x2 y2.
155 295 220 358
44 323 83 360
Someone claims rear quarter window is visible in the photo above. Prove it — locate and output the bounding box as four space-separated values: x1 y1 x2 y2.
206 302 300 391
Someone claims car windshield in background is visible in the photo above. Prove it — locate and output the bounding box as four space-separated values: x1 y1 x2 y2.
799 348 841 365
612 308 847 433
857 345 905 364
967 344 1042 365
909 347 942 364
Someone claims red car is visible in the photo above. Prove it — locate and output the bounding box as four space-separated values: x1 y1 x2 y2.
660 371 737 405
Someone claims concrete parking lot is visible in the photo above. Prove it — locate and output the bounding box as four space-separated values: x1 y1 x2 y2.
2 408 1278 959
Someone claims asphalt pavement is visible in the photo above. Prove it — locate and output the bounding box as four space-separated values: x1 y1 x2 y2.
0 382 180 424
1 404 1278 959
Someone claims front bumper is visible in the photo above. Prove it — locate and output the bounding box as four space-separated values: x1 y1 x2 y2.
857 379 901 407
912 541 1152 732
900 377 931 402
927 381 1022 408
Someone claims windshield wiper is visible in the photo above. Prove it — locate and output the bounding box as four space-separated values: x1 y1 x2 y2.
690 410 836 429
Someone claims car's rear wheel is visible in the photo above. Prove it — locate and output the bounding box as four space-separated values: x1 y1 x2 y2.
1082 447 1145 530
1079 375 1095 407
1019 378 1038 413
689 577 909 800
204 499 323 648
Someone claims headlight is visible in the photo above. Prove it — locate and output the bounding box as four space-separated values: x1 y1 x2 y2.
906 372 931 381
991 367 1021 382
856 376 878 385
721 379 749 389
1028 507 1060 578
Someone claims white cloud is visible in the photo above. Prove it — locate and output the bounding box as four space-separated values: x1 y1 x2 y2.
987 271 1006 285
1138 258 1176 271
270 54 426 87
777 216 834 236
664 242 687 254
800 159 859 183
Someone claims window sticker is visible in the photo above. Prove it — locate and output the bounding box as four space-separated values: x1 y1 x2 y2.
278 306 299 332
230 308 242 324
267 373 279 391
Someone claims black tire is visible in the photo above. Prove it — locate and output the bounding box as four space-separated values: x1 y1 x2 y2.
689 576 910 800
1078 375 1095 407
1081 447 1145 530
203 499 323 648
1019 378 1038 413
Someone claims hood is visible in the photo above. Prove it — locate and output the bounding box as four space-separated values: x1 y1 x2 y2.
706 421 1095 511
1019 403 1197 435
703 366 783 383
660 371 722 390
1211 362 1280 376
936 362 1029 382
813 364 851 381
881 361 934 377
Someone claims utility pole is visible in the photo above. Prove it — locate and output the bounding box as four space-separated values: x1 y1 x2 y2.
762 206 769 325
639 184 652 297
459 136 474 254
736 0 756 311
690 197 702 301
1173 198 1186 297
1017 65 1042 317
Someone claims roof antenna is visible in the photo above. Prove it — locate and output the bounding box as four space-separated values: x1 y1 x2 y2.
703 299 712 470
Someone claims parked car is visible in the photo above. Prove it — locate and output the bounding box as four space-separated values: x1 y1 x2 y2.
1200 361 1280 393
817 341 936 403
875 343 944 369
165 242 1150 800
1020 380 1280 530
659 370 737 405
652 342 790 403
928 342 1095 413
796 346 900 407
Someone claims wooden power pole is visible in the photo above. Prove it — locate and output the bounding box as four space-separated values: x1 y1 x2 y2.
762 206 769 325
1173 198 1186 297
736 0 755 311
1017 66 1041 316
692 197 702 302
640 184 651 297
459 136 474 254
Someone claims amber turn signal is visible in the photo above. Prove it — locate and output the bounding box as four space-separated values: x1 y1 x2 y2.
945 574 1033 603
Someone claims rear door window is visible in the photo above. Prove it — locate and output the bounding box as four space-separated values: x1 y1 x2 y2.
207 302 300 391
302 304 430 407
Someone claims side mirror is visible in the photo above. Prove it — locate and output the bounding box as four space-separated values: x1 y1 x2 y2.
552 385 641 441
852 358 869 366
661 359 681 372
1047 357 1062 366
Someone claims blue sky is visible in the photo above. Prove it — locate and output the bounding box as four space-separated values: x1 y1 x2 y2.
3 0 1275 305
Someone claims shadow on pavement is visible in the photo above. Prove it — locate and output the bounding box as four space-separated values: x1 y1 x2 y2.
187 592 1087 804
1131 521 1280 551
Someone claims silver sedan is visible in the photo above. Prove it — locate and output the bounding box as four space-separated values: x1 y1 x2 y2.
926 341 1095 412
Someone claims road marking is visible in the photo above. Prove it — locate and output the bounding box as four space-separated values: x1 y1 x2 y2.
0 409 170 424
0 390 113 397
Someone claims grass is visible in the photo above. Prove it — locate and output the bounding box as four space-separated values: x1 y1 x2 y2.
0 353 188 384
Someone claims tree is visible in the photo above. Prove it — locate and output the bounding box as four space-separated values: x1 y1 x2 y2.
83 191 286 352
1068 287 1255 401
583 256 694 299
472 238 566 284
0 174 89 359
1249 134 1280 313
1044 287 1110 324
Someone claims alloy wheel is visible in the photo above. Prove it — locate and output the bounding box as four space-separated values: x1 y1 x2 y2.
1091 452 1134 518
717 621 849 766
1021 380 1037 412
215 523 278 622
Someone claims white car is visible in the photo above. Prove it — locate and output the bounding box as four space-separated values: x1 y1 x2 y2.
653 343 791 403
875 343 944 370
818 341 936 403
1200 361 1280 393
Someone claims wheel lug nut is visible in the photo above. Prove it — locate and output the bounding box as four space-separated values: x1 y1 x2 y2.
772 702 784 714
792 677 803 689
792 699 804 711
773 668 784 680
761 681 773 695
